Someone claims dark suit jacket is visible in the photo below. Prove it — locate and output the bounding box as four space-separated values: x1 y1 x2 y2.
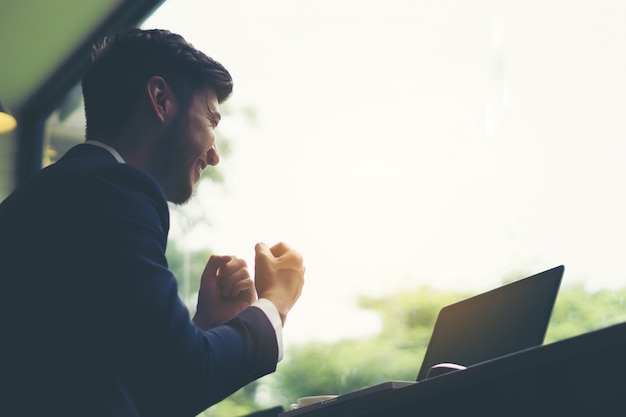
0 144 278 417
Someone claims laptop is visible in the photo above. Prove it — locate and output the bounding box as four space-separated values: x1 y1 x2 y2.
280 265 564 416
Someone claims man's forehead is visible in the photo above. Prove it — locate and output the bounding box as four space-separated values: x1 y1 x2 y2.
194 87 220 112
195 87 222 124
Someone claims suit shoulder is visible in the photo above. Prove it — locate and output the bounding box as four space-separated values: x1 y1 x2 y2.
1 150 169 228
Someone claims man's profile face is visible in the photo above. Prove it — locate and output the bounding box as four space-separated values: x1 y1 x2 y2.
159 87 222 204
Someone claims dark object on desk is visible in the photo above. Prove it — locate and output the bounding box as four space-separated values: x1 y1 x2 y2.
416 265 563 380
238 405 284 417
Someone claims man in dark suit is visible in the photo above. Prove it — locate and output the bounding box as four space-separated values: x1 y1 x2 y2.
0 28 304 416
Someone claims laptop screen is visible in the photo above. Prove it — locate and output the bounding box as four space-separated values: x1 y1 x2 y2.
416 265 564 381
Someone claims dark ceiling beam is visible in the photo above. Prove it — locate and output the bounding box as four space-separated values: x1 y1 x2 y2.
16 0 166 186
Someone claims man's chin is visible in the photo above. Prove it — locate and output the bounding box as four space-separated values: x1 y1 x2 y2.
166 183 194 206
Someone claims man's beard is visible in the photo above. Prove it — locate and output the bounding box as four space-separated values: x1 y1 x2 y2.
155 116 196 205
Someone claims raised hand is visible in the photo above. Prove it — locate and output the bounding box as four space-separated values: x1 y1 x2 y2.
193 255 256 329
254 242 305 325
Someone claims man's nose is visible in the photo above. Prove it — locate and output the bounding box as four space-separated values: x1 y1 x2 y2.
207 145 220 166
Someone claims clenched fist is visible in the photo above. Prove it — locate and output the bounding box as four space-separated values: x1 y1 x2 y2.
193 255 255 329
254 242 305 325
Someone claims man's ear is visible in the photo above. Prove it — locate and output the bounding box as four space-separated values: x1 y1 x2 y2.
146 76 176 124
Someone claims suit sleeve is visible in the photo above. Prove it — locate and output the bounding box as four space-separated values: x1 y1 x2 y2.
71 164 278 416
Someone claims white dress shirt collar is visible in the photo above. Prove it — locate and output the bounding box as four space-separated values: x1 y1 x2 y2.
84 140 126 164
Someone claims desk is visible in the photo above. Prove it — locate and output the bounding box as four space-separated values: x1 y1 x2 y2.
280 322 626 417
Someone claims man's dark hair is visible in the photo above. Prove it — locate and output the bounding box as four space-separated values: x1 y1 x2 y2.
82 28 233 140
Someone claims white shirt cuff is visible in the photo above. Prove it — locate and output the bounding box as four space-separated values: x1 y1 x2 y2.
251 298 284 362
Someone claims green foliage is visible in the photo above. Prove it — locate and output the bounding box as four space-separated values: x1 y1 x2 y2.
287 340 404 392
197 382 262 417
545 284 626 343
359 287 471 346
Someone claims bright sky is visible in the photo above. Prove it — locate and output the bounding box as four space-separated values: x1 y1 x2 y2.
143 0 626 344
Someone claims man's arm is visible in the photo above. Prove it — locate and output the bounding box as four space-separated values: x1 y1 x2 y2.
77 164 281 416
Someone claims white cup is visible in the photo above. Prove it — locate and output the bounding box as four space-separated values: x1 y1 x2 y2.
289 395 338 410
